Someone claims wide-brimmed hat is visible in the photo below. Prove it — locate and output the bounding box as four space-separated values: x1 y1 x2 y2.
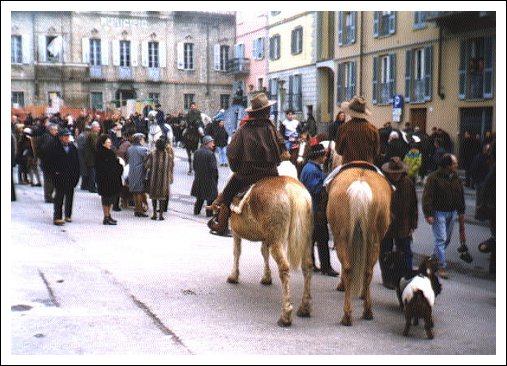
308 143 327 160
340 95 371 120
245 93 276 112
202 135 214 145
382 157 408 174
58 128 72 136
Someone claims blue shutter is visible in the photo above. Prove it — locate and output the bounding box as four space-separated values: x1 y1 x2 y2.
372 56 378 104
389 53 396 102
483 36 493 98
389 12 396 35
337 63 343 104
269 37 274 60
288 75 294 110
424 45 432 101
351 12 356 44
405 49 412 103
291 29 296 54
351 61 356 96
338 12 343 46
373 12 379 38
458 40 467 99
298 28 303 53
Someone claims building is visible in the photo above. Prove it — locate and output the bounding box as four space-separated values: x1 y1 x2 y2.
11 11 236 116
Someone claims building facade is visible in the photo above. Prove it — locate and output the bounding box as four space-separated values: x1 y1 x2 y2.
11 11 236 116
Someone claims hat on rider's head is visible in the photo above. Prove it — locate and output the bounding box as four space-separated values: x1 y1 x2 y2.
308 143 326 160
382 156 408 174
245 92 276 112
340 95 371 120
58 128 72 137
202 135 214 145
90 121 101 128
23 127 32 135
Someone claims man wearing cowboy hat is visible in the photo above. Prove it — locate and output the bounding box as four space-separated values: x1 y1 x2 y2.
208 92 284 236
379 157 418 288
335 95 380 164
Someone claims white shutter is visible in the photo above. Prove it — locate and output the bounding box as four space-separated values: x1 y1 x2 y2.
159 41 166 68
252 39 257 59
38 35 46 62
177 42 184 69
22 35 31 64
82 38 90 63
112 40 120 66
142 41 148 67
131 40 138 67
214 44 220 71
101 39 109 65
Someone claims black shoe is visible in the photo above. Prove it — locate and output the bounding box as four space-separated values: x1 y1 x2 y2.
459 251 473 263
322 268 339 277
103 217 117 225
209 229 232 237
108 216 117 224
134 212 148 217
112 206 122 212
159 216 165 221
313 265 320 273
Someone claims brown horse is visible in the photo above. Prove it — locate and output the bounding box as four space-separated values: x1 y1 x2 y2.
326 167 391 326
227 175 314 326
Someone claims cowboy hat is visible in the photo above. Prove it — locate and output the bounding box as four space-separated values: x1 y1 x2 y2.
381 156 408 174
245 92 276 112
340 95 371 120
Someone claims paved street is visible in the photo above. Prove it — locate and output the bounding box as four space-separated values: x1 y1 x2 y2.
5 148 501 360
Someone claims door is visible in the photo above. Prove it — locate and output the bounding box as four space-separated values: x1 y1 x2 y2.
409 108 427 133
459 107 493 141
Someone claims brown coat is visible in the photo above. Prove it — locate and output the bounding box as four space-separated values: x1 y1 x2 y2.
144 146 174 200
227 118 282 179
385 175 418 239
336 118 379 164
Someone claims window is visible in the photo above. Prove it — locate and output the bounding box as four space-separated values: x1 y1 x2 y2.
374 11 396 38
252 38 264 60
269 78 278 100
373 53 396 104
269 35 280 60
288 74 302 112
149 92 160 103
413 11 428 29
270 11 280 16
184 94 195 110
338 12 356 46
91 92 103 111
405 47 432 103
90 39 101 66
257 78 264 91
11 92 24 108
291 27 303 55
220 45 229 71
120 40 130 67
46 35 62 63
220 94 230 110
337 61 356 104
148 42 159 68
459 37 494 100
11 35 22 63
184 43 194 70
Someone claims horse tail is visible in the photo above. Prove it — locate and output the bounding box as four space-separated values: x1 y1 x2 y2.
286 182 313 270
346 180 373 297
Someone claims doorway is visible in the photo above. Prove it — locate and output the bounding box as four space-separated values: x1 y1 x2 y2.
409 108 427 133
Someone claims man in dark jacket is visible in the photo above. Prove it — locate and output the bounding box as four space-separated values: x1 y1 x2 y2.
422 153 466 279
208 93 283 236
191 135 218 218
45 128 80 225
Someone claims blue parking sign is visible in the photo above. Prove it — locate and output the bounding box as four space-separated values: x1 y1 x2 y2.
393 95 403 109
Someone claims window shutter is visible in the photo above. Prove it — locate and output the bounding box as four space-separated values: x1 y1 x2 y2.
337 63 343 103
214 44 220 71
112 40 120 66
483 36 493 98
458 40 466 99
291 29 296 54
177 42 184 69
389 12 396 35
131 40 138 67
351 61 356 96
276 36 280 59
338 12 343 46
373 12 379 38
269 37 274 60
288 75 294 110
101 39 109 66
142 41 148 67
259 38 264 59
22 35 31 64
389 53 396 102
38 35 46 62
351 12 356 44
298 28 303 53
159 41 166 68
405 49 412 102
252 39 257 59
82 38 90 63
372 56 378 104
424 45 432 101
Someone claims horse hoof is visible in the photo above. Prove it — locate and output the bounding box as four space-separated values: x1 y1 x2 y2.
227 276 238 284
260 278 272 286
277 318 292 327
362 310 373 320
340 316 352 326
296 307 311 318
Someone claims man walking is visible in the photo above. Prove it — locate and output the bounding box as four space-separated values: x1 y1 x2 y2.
191 135 218 218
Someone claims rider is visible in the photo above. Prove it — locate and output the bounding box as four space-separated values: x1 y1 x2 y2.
279 109 302 152
335 95 379 164
185 102 204 138
208 93 284 236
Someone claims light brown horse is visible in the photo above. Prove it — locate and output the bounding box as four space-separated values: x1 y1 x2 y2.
326 167 391 326
227 175 314 326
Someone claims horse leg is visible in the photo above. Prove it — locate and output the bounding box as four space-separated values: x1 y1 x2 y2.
361 242 379 320
227 234 242 284
296 242 313 318
270 242 293 327
424 311 434 339
260 242 272 285
403 313 411 337
337 239 353 326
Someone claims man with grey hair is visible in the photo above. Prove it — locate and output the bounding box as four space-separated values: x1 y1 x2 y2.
84 121 101 192
37 123 59 203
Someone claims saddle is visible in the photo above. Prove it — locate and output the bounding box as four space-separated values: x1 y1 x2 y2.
230 185 255 214
323 160 386 189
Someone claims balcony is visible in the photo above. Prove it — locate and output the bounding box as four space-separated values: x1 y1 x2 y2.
426 11 495 32
35 63 88 81
90 66 103 79
226 58 250 75
148 67 161 82
118 66 133 80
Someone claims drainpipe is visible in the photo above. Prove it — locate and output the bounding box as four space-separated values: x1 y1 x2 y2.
437 27 445 100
